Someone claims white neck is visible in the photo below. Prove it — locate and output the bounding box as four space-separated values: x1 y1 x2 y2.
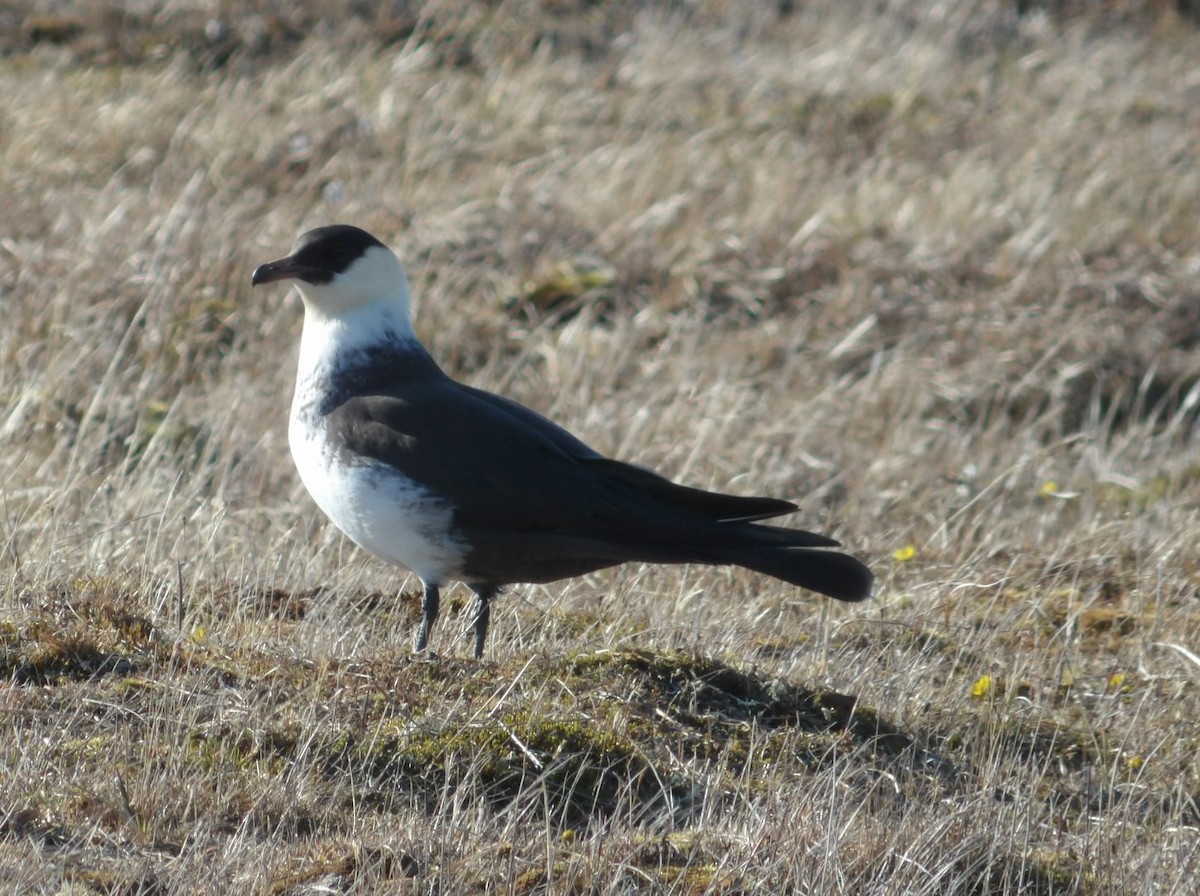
297 300 415 371
291 244 420 376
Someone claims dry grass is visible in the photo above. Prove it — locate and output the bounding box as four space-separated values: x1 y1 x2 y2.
2 1 1199 893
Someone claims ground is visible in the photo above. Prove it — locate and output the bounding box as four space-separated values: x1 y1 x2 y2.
1 1 1199 893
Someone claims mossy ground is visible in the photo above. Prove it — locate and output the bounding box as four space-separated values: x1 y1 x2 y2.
3 574 1196 893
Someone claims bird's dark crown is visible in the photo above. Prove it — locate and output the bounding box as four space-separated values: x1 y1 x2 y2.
286 225 388 285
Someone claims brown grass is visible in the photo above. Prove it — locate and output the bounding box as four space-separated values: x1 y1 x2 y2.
2 1 1199 893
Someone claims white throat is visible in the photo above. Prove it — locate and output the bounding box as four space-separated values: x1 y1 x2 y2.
292 245 420 381
296 300 416 378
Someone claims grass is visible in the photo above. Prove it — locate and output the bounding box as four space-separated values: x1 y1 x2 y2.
2 0 1200 892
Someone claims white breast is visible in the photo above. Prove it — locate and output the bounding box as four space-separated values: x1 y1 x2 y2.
288 411 467 585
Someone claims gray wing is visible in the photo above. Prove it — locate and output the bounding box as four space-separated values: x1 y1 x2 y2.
323 382 611 532
321 381 816 537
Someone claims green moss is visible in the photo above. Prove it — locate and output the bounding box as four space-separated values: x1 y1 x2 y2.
1094 465 1200 510
515 264 616 322
562 647 942 794
514 863 577 895
63 868 164 896
655 863 737 891
849 92 896 135
22 16 86 45
326 705 662 821
3 631 138 685
985 848 1094 895
0 581 170 684
891 627 968 661
1000 718 1103 770
125 399 208 468
570 647 915 754
546 607 604 639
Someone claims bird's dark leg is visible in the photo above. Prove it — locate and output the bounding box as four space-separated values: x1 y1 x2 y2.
414 582 440 653
471 587 496 660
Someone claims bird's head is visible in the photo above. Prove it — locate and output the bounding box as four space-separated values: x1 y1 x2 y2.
251 224 411 321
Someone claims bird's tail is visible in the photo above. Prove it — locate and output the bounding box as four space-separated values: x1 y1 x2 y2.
724 544 874 602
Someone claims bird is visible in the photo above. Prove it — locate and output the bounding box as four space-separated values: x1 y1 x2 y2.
251 224 873 659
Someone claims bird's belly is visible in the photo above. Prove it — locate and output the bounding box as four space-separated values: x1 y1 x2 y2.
289 420 465 583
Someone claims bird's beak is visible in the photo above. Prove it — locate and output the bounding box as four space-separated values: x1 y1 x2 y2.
251 254 314 287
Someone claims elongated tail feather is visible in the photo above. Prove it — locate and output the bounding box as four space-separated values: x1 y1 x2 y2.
727 546 873 602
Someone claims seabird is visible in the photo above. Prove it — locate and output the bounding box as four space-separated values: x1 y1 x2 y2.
251 225 873 658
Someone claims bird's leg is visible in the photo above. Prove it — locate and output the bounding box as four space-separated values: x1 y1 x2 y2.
471 588 495 660
414 582 440 653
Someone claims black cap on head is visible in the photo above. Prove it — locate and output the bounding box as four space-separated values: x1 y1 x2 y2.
252 224 388 287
